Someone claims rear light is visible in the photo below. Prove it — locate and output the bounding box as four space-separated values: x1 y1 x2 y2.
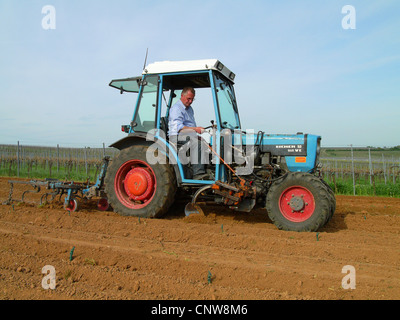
121 125 130 133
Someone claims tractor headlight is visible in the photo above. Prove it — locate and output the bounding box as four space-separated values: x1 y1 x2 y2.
216 61 224 71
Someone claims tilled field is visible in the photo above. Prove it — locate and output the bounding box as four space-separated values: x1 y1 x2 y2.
0 177 399 300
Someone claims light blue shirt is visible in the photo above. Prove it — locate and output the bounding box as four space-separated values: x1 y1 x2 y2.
168 99 197 136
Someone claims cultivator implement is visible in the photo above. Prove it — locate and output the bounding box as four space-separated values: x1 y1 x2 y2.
3 157 111 212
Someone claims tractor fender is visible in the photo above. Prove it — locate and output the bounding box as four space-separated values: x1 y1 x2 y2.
109 133 184 184
109 133 150 150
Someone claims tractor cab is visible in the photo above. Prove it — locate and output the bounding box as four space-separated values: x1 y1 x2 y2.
109 59 242 184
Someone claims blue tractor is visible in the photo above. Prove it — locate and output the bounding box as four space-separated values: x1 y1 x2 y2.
105 59 335 232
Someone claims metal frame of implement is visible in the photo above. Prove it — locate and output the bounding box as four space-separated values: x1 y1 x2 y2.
3 157 110 212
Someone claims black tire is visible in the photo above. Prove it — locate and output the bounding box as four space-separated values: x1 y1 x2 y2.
320 179 336 223
266 172 331 232
105 145 177 218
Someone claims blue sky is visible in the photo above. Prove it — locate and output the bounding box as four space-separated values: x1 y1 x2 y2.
0 0 399 148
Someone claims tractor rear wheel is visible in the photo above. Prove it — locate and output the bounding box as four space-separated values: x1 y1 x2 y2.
105 145 177 218
266 172 332 232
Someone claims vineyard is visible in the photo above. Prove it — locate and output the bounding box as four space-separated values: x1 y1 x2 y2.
1 144 400 198
320 147 400 197
0 144 118 182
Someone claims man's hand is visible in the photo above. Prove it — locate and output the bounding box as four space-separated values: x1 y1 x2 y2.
181 126 205 134
194 127 205 134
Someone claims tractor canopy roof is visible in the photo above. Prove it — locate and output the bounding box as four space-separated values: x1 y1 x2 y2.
143 59 235 81
109 59 235 93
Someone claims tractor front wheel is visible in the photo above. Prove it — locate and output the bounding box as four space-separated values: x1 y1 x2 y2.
266 172 332 232
105 145 177 218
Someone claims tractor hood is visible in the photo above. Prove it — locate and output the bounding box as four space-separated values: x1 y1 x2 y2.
239 132 321 173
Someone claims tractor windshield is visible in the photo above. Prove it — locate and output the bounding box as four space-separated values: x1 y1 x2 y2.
214 73 240 130
132 75 159 132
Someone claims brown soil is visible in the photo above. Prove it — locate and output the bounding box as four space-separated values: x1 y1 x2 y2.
0 177 399 300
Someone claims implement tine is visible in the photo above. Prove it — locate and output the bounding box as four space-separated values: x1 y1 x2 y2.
40 189 60 205
21 185 41 202
3 180 47 205
3 181 15 205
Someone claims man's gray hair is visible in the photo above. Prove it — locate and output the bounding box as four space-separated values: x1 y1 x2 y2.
181 87 195 96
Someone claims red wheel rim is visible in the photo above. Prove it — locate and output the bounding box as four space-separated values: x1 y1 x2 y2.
65 199 77 212
97 198 109 211
279 186 315 222
114 160 156 209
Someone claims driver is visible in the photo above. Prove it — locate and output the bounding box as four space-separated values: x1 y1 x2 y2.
168 87 209 180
